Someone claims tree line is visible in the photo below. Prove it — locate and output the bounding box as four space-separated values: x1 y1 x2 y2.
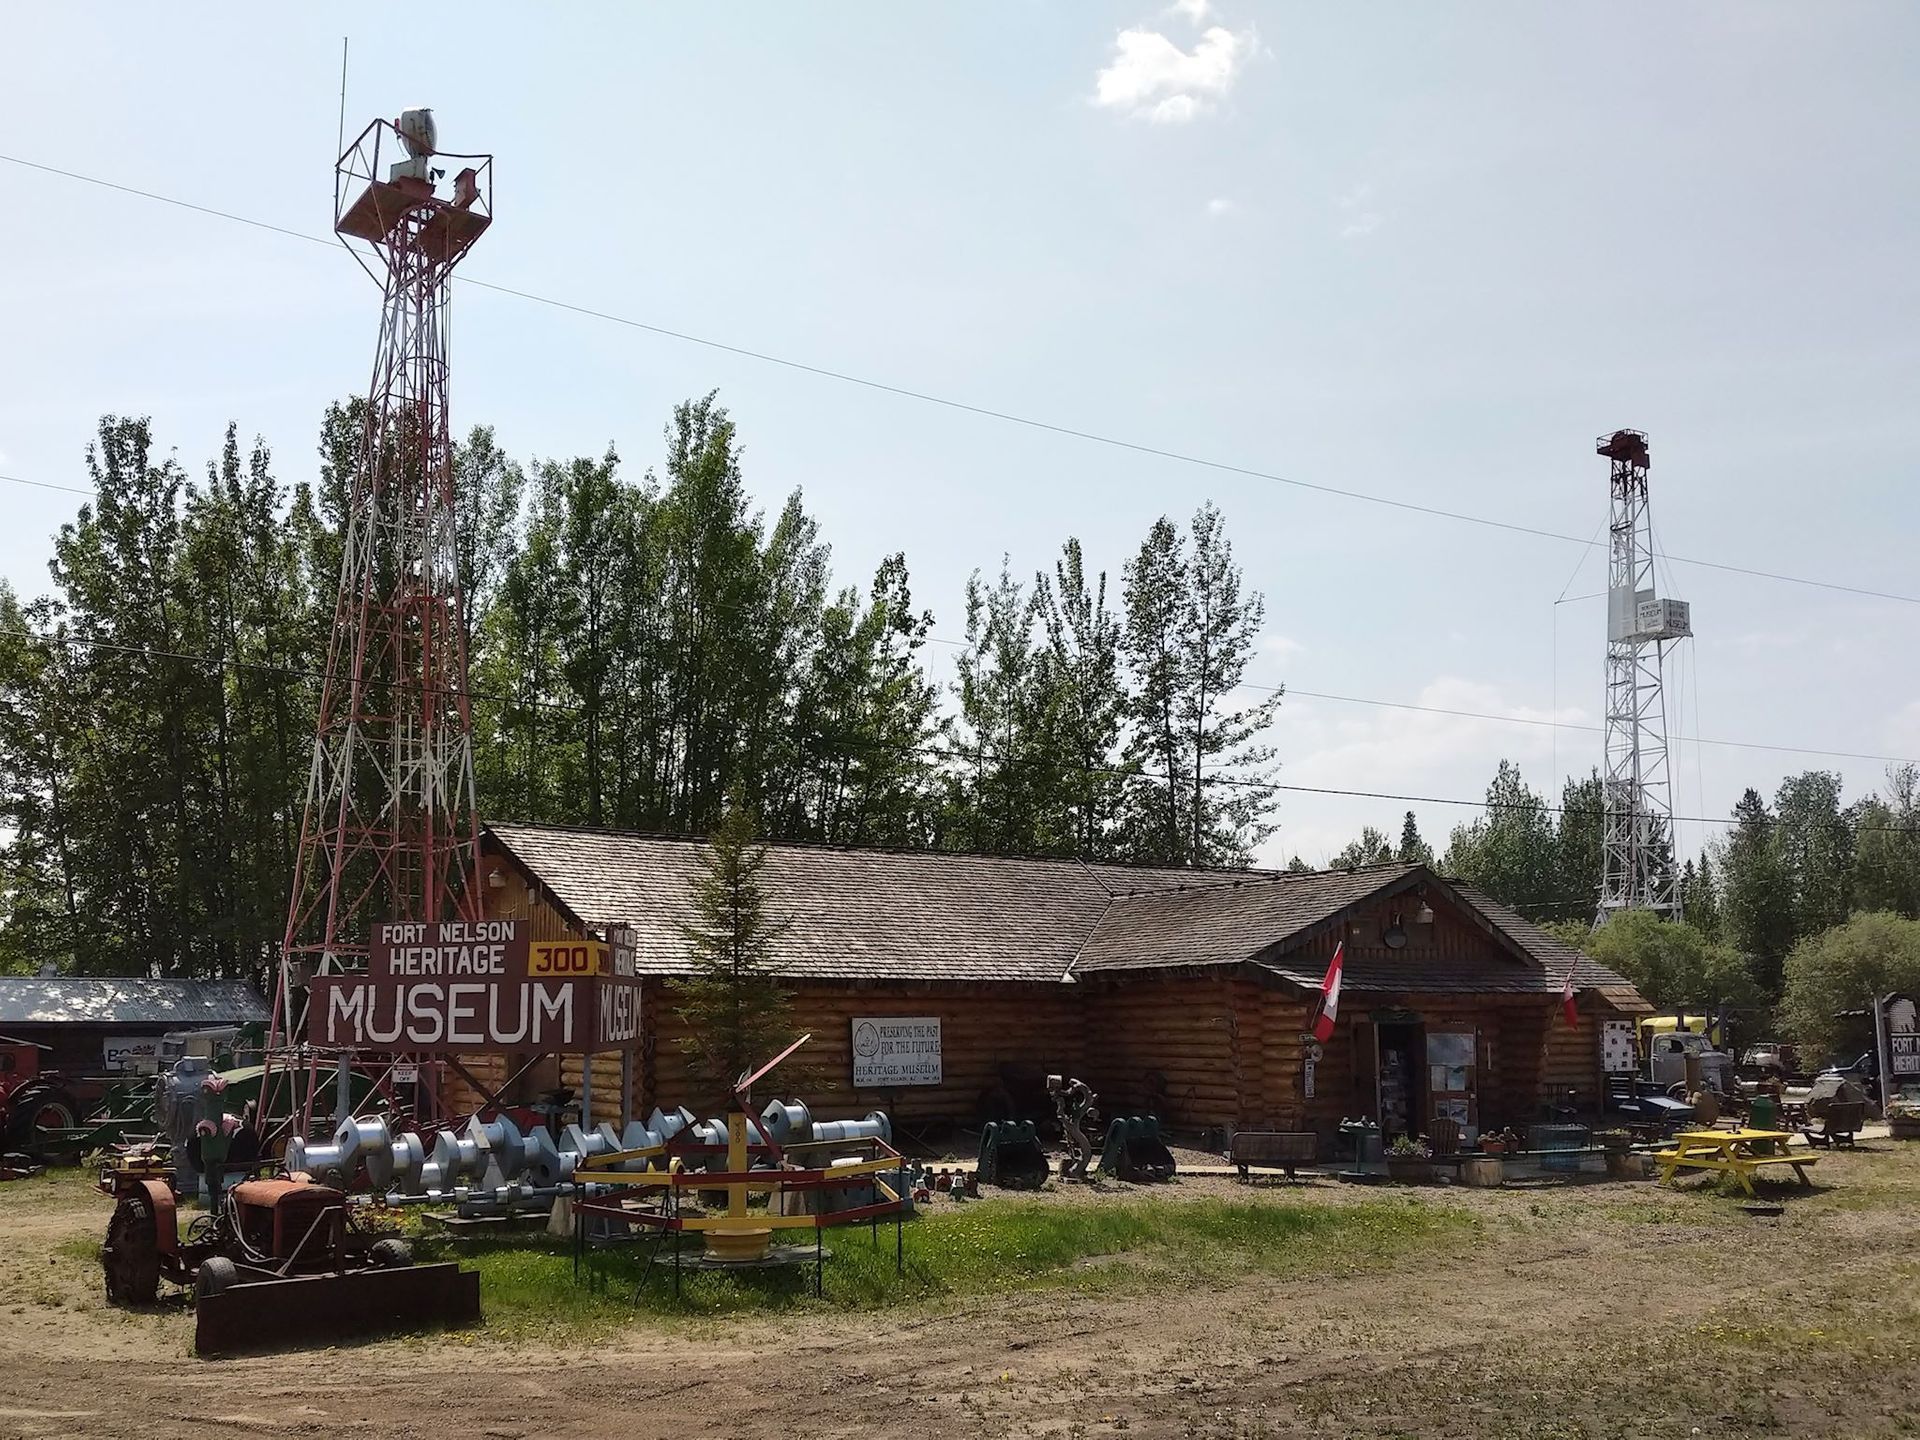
0 398 1281 984
1321 759 1920 1059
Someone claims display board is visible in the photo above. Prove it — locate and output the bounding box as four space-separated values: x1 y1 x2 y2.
1601 1020 1638 1074
850 1016 941 1087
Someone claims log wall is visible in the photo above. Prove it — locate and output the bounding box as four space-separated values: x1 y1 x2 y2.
461 850 1626 1138
642 979 1083 1127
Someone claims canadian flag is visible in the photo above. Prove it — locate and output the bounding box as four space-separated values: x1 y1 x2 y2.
1312 941 1345 1044
1561 961 1579 1027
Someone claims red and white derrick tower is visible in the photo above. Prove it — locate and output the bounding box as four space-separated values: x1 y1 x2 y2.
267 111 493 1117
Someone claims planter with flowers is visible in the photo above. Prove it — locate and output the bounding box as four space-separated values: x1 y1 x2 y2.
1384 1134 1434 1183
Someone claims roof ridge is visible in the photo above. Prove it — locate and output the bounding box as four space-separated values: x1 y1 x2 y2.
487 820 1296 881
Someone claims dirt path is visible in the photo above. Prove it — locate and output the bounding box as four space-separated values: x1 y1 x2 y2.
3 1151 1917 1439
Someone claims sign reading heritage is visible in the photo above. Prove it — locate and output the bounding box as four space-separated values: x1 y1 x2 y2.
372 919 529 979
850 1016 942 1088
307 917 643 1053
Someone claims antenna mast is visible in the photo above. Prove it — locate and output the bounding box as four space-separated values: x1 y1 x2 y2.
1595 429 1690 925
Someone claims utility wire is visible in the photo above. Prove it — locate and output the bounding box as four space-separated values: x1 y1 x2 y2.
5 622 1918 837
4 469 1906 765
3 149 1918 607
5 611 1914 766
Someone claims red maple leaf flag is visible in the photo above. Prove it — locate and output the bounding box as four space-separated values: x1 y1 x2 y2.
1562 959 1579 1027
1312 941 1345 1044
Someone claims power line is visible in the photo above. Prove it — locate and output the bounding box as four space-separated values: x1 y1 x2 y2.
5 468 1907 767
1 473 92 497
6 621 1919 837
3 149 1917 608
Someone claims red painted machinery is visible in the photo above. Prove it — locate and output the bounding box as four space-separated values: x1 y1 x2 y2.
100 1163 479 1354
0 1035 82 1158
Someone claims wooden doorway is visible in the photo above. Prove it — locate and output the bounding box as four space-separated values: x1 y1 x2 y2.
1426 1028 1478 1131
1376 1022 1422 1139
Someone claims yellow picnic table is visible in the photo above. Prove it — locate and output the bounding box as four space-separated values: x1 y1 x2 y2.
1653 1128 1817 1196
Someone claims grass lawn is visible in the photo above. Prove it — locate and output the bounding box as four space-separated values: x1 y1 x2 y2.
416 1194 1474 1340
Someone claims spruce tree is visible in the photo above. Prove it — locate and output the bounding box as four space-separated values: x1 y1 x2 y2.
673 799 798 1103
1396 811 1433 865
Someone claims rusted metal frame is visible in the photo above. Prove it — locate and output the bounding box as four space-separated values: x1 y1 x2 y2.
274 1202 346 1279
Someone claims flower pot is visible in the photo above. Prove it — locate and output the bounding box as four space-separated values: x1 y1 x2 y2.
1890 1116 1920 1141
1385 1156 1433 1184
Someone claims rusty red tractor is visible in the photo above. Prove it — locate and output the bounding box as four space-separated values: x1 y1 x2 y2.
0 1035 82 1158
100 1164 479 1355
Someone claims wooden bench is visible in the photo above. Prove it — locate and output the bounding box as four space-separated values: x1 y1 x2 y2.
1229 1131 1317 1181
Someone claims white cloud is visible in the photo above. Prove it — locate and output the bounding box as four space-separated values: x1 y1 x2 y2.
1206 196 1238 218
1169 0 1212 21
1262 632 1305 658
1093 24 1255 124
1335 181 1382 239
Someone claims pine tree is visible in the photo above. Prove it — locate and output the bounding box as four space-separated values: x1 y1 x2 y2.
1120 517 1189 862
1396 811 1433 865
1118 505 1280 866
1442 761 1558 919
1851 765 1920 918
951 559 1051 852
1035 539 1127 858
1552 771 1606 914
1717 788 1796 997
673 799 798 1104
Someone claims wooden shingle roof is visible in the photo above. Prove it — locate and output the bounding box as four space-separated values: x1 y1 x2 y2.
483 822 1647 1009
486 823 1257 985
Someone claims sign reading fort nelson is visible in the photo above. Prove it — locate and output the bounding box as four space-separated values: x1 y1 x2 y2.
307 918 642 1054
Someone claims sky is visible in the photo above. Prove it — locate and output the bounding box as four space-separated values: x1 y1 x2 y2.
2 3 1917 882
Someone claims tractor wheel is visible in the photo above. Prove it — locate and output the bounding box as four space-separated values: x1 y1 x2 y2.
102 1193 160 1307
6 1085 80 1154
368 1237 414 1269
194 1256 239 1301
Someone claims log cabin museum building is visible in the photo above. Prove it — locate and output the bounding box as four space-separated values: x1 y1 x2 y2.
472 822 1651 1144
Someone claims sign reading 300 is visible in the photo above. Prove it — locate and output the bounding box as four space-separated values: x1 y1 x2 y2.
529 939 612 977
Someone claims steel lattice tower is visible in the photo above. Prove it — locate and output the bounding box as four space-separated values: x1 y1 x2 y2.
1595 429 1689 924
269 113 493 1060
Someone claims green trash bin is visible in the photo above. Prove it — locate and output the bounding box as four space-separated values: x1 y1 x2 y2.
1748 1095 1778 1151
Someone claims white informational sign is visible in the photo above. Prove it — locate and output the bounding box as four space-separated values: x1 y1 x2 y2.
391 1063 420 1085
850 1016 942 1088
103 1037 165 1073
1601 1020 1638 1074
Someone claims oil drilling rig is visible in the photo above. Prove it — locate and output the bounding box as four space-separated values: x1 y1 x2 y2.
1595 429 1692 923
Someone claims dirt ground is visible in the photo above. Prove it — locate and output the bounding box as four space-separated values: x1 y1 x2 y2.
3 1142 1918 1440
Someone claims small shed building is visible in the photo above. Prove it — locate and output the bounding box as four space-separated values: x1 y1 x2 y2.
0 977 270 1080
472 823 1650 1142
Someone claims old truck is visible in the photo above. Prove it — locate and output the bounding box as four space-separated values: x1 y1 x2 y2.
1644 1028 1735 1096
